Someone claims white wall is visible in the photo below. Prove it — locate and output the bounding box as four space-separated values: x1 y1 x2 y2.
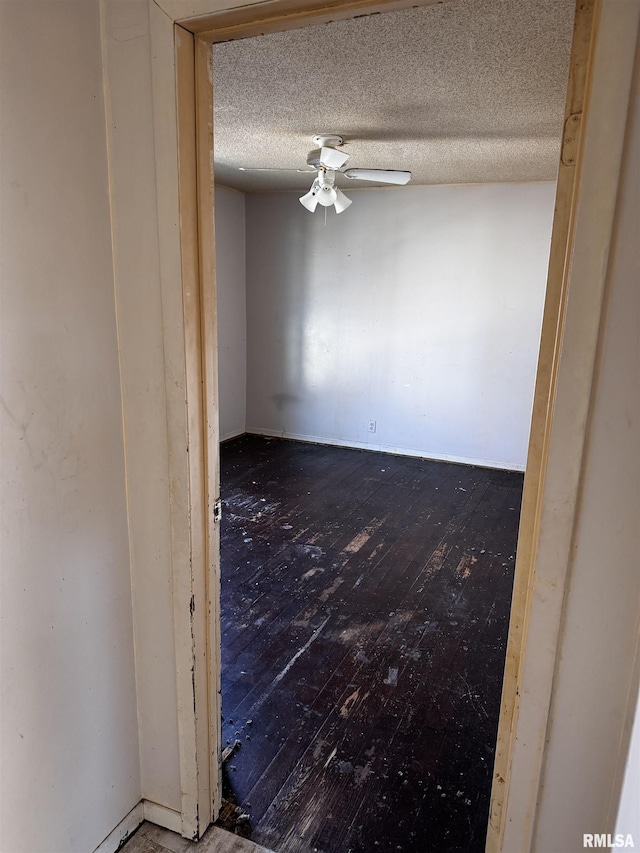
0 2 141 851
245 183 555 470
532 30 640 848
215 185 247 440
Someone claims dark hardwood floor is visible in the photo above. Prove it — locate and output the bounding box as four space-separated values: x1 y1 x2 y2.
219 435 523 853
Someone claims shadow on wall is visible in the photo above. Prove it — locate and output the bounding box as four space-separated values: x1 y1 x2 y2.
246 198 313 433
244 184 555 470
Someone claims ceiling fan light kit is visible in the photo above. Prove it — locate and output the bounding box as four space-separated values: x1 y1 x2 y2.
299 167 354 214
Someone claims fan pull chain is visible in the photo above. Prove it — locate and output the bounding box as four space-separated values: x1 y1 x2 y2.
324 205 327 227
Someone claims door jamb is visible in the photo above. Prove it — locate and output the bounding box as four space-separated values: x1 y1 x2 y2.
486 0 599 846
174 23 218 833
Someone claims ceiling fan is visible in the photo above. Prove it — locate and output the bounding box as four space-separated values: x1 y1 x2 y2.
299 135 412 214
240 135 412 214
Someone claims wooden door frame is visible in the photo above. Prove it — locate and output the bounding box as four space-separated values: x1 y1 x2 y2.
148 0 639 844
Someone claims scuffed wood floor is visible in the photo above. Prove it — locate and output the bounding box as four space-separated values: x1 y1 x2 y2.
220 435 522 853
122 821 275 853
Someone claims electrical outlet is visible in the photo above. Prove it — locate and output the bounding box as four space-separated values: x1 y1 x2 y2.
368 420 377 433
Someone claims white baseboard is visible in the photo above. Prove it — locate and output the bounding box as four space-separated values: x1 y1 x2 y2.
142 800 182 833
92 800 182 853
246 428 525 472
93 803 144 853
220 427 246 443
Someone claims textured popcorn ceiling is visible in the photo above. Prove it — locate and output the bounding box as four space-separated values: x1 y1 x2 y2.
212 0 575 192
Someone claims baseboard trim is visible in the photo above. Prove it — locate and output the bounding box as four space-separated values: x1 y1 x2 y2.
142 800 182 833
246 428 526 472
93 803 144 853
91 800 183 853
220 427 246 443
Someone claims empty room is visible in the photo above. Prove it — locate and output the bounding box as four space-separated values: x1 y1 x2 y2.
4 0 640 851
2 0 639 849
212 0 572 850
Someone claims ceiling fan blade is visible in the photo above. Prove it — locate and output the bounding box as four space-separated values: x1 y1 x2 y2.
319 147 350 170
333 189 352 214
299 187 319 212
239 167 315 172
343 168 411 185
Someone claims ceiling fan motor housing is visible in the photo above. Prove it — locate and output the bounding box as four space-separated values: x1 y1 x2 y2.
307 144 350 171
306 149 327 168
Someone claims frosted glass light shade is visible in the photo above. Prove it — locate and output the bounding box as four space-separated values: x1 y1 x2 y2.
334 189 352 213
299 188 319 212
317 185 337 207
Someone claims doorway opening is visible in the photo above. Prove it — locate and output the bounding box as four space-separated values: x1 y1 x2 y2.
208 1 575 849
168 0 608 851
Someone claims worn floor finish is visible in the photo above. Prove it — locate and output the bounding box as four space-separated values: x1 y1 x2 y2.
220 435 522 853
122 821 274 853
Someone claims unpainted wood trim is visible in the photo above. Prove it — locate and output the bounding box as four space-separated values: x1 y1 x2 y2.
149 0 211 837
177 0 446 39
526 4 639 844
490 0 640 849
149 4 218 834
485 4 599 848
175 22 213 835
194 33 223 820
